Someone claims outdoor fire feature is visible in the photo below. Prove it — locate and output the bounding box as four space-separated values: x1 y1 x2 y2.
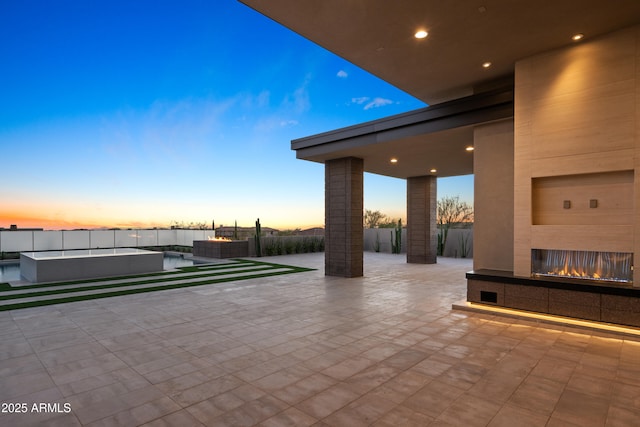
193 239 249 258
531 249 633 284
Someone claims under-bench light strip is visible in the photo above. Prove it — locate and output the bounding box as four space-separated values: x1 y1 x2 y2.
461 301 640 338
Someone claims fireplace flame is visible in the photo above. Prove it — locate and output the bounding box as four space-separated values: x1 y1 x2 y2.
551 259 607 280
552 266 603 280
557 257 603 279
533 249 632 283
207 236 232 242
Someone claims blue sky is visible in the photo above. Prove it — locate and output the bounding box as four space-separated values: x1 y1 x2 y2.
0 0 473 230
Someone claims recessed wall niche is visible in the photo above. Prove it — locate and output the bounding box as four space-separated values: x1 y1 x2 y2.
531 170 633 226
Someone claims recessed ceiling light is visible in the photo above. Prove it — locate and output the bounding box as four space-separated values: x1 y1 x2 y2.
390 158 398 164
572 33 584 41
414 30 428 39
465 146 474 152
430 168 437 173
482 62 492 69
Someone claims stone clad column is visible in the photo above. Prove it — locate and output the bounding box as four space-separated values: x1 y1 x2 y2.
325 157 364 277
407 176 437 264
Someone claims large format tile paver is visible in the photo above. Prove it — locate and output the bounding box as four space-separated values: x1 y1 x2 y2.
0 252 639 426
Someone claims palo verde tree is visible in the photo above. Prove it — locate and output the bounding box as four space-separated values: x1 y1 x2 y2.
170 220 209 230
437 195 473 255
364 209 387 228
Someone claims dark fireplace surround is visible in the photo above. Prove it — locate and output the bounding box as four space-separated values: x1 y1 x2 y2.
466 269 640 327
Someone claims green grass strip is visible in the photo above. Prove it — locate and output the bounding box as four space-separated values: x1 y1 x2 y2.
0 258 255 289
0 259 315 311
0 267 314 311
0 258 294 293
0 259 252 291
0 265 287 301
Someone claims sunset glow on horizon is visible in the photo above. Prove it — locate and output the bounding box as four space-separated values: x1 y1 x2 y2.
0 0 472 232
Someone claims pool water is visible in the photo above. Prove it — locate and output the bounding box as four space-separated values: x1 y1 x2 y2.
0 263 19 283
162 254 195 270
0 253 194 282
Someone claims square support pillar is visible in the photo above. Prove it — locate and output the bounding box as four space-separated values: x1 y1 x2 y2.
407 175 437 264
325 157 364 277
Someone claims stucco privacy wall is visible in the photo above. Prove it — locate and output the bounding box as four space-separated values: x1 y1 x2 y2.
362 228 473 258
514 25 640 283
0 229 214 252
473 120 514 272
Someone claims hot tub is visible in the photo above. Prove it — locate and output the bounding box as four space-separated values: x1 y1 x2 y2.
20 248 164 283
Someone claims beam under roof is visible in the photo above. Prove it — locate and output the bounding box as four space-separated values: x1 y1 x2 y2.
292 87 513 179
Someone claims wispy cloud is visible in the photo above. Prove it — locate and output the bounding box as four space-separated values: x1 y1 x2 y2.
337 70 348 78
351 97 370 105
254 117 299 133
291 74 312 114
97 97 236 172
349 96 395 110
364 97 393 110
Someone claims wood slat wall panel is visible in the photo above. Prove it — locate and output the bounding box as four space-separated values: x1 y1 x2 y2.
531 225 633 252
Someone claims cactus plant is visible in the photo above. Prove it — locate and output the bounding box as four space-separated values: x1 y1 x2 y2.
458 232 470 258
255 218 262 257
391 219 402 254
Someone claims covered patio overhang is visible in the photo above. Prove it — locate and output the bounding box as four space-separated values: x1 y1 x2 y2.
240 1 640 106
291 86 513 277
239 0 640 278
292 86 513 179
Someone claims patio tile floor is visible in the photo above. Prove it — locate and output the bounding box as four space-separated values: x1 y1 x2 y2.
0 252 638 426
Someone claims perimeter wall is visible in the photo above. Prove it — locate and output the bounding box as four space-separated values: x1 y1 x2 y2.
0 229 215 253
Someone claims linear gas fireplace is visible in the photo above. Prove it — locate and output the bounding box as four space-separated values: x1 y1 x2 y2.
531 249 633 284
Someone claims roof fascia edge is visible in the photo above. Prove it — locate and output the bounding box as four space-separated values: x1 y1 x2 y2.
291 86 514 152
294 102 513 161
